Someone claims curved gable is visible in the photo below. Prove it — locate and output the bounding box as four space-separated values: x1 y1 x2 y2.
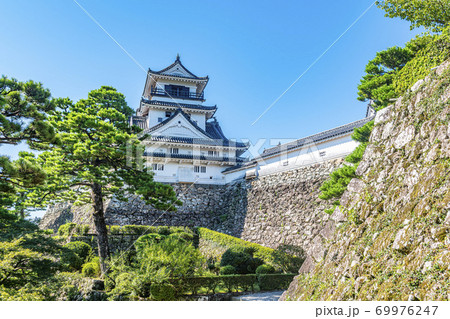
161 61 194 78
150 113 211 139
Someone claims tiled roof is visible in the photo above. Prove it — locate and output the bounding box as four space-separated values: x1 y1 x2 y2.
260 116 375 157
223 116 375 173
129 116 148 130
206 120 227 140
141 109 249 149
141 98 217 111
148 56 208 80
222 163 254 173
145 135 248 148
144 152 245 163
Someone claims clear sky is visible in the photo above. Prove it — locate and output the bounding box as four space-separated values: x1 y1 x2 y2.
1 0 421 158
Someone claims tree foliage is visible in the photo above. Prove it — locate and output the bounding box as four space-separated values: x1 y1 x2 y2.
377 0 450 31
136 236 204 279
394 27 450 94
0 77 61 216
32 86 181 273
0 76 57 148
0 210 62 299
357 46 414 108
319 164 357 201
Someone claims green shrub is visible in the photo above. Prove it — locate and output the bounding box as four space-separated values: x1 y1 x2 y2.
318 119 374 206
219 265 236 275
257 274 296 291
169 232 194 242
82 259 101 278
169 275 294 295
130 275 152 298
121 225 156 235
134 233 166 252
319 164 357 201
220 248 263 274
352 121 374 143
61 250 83 271
114 273 133 290
150 283 176 301
58 223 77 237
197 228 301 272
157 226 171 236
107 225 194 236
57 223 90 237
394 28 450 95
58 223 90 237
272 244 305 273
220 275 258 292
63 241 92 262
75 224 90 236
256 264 275 274
345 143 367 164
138 237 204 278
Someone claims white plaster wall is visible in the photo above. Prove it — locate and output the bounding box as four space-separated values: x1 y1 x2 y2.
223 134 360 182
148 109 168 128
188 113 206 130
147 161 228 185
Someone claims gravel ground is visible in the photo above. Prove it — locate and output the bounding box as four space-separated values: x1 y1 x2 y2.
231 290 285 301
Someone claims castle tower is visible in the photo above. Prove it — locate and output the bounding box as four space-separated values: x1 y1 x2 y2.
131 56 248 184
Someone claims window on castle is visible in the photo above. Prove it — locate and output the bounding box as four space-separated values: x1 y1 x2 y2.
194 166 206 173
165 111 172 117
319 151 326 157
208 150 219 157
170 148 179 154
152 164 164 171
165 85 189 98
158 117 163 123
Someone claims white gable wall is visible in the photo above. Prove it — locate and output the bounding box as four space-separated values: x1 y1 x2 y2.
150 113 209 139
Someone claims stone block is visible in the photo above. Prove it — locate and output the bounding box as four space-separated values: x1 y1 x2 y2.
375 105 393 125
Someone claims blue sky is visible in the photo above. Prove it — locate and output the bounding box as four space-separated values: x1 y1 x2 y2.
1 0 421 157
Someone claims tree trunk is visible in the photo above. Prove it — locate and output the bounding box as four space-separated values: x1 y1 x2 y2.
90 182 110 275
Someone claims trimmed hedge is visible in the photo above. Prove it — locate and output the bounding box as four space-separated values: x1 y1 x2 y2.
219 265 236 275
108 225 193 236
56 223 194 238
220 248 263 274
256 264 275 274
58 223 90 237
168 274 296 295
257 273 295 291
197 227 303 272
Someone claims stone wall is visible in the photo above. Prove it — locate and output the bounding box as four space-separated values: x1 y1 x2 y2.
219 159 343 256
282 61 450 301
40 184 230 232
40 159 344 257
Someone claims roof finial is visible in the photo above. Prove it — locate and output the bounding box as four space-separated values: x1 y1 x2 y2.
176 53 180 61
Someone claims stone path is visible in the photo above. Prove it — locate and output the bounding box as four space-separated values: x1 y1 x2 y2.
231 290 284 301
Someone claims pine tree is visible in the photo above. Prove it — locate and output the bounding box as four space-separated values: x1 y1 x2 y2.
34 86 181 274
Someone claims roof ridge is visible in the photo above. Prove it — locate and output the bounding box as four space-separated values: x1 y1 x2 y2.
141 98 217 110
148 57 208 80
262 116 375 157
